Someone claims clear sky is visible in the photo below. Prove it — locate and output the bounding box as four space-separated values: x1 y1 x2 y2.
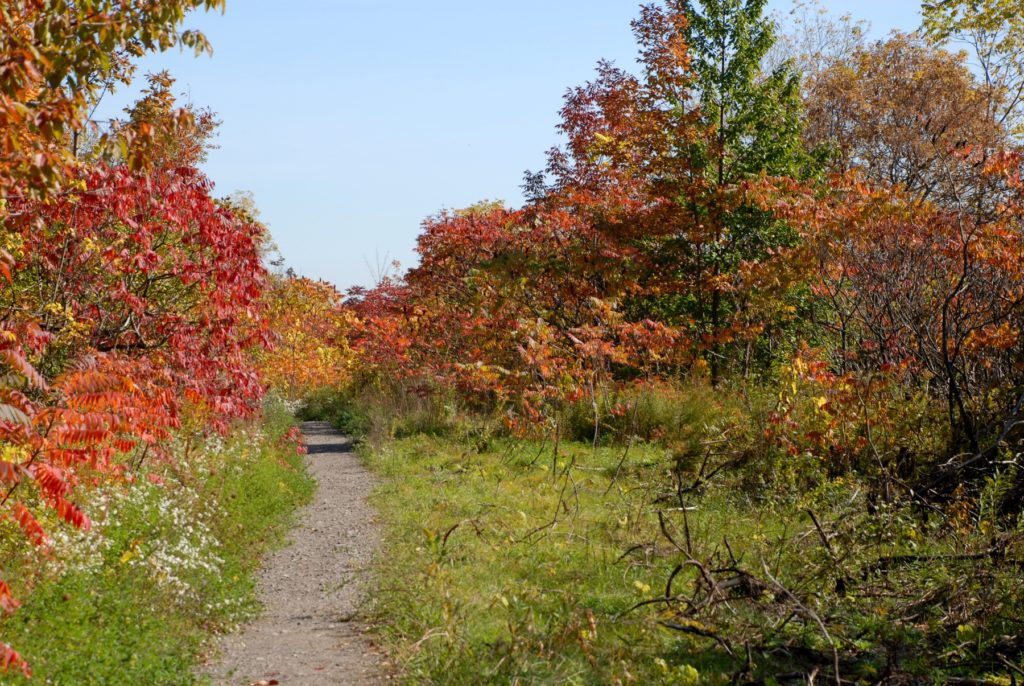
97 1 923 291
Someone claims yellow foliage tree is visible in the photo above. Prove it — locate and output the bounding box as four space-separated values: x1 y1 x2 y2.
256 275 354 398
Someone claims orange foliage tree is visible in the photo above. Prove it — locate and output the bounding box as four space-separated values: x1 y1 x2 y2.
347 0 810 429
786 155 1024 497
344 0 1024 516
0 0 224 199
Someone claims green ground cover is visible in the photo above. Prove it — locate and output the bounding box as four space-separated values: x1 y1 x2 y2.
361 430 1024 685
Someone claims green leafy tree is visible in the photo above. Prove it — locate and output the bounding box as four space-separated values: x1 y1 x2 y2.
683 0 806 181
527 1 814 384
671 0 810 381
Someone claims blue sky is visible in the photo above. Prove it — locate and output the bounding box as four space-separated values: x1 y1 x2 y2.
97 1 922 290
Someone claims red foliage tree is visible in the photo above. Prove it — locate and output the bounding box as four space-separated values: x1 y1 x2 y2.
0 163 269 672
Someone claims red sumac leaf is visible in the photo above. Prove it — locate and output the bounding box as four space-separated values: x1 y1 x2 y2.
0 350 47 391
0 460 21 486
53 496 90 531
0 641 29 677
0 580 19 614
13 502 48 546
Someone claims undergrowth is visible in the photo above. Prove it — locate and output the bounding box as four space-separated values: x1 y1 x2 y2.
0 398 315 685
363 428 1024 685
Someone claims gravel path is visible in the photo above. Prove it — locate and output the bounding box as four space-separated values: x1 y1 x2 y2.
203 421 386 685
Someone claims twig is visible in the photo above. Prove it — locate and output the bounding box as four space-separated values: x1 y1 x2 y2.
614 542 653 564
999 655 1024 680
682 504 694 555
517 454 577 543
440 518 484 552
618 595 674 616
806 509 837 559
603 436 634 497
409 629 450 654
658 510 688 554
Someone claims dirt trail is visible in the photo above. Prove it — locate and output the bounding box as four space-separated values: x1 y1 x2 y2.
203 421 386 685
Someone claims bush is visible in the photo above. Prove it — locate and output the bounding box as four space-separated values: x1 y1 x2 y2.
299 381 504 449
297 385 371 437
562 380 738 448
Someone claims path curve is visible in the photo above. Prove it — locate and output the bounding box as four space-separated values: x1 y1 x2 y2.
204 421 386 685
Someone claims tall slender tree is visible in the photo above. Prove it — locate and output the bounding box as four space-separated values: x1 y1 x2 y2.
683 0 806 181
658 0 809 381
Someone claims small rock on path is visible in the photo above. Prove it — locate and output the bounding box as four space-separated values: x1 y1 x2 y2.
203 421 386 685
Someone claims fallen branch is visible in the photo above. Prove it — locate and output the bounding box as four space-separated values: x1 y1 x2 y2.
659 619 736 658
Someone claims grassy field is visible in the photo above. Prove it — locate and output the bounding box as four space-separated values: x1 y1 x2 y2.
366 433 784 684
0 399 316 685
363 431 1024 685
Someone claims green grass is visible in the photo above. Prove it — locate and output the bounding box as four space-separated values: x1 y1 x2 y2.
365 433 1024 685
366 435 755 684
0 399 316 685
